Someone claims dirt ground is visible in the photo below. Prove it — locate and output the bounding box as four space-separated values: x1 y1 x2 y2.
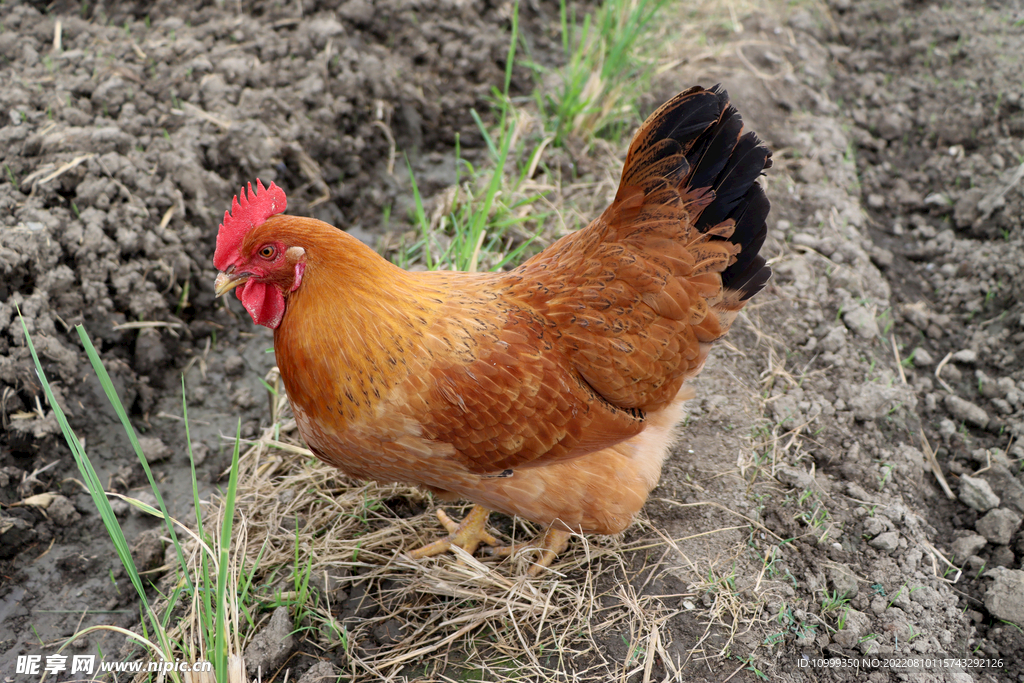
2 0 1024 681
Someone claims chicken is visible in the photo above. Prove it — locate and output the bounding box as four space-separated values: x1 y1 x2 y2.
213 85 772 575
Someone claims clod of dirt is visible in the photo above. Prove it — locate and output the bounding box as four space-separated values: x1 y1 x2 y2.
842 304 879 338
138 436 172 464
958 474 1000 512
109 497 130 518
991 546 1016 569
130 528 166 572
867 530 900 554
298 661 337 683
911 347 934 367
975 509 1022 546
244 606 294 677
47 494 81 527
951 349 979 365
134 330 168 375
189 441 210 466
340 582 378 621
828 564 859 597
819 325 848 354
950 532 988 561
774 464 816 491
372 618 404 646
862 515 888 538
845 382 914 422
831 608 871 649
944 395 990 429
6 412 61 443
982 465 1024 516
984 568 1024 623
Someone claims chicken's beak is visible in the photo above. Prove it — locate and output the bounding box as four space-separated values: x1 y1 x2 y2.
214 270 249 297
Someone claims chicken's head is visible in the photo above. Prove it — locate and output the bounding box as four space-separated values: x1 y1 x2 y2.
213 180 305 329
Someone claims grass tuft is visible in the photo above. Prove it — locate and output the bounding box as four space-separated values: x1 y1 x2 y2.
20 310 246 682
529 0 670 147
396 0 552 274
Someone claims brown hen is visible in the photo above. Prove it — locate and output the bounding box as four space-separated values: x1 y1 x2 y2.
213 85 772 574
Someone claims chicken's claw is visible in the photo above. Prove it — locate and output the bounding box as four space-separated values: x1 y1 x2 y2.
483 526 572 577
408 505 500 559
409 506 573 577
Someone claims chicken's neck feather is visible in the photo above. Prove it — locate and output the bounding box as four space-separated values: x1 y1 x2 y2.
263 216 442 429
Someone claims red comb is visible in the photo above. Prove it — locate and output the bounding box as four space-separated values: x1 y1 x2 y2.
214 180 288 270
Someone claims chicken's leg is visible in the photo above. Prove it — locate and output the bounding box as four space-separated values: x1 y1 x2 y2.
483 526 572 577
408 505 501 559
410 505 574 577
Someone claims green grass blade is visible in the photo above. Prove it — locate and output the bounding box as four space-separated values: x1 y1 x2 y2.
405 154 434 271
181 375 219 654
75 325 194 594
214 421 243 678
471 108 499 163
182 376 205 547
17 311 175 672
502 0 519 97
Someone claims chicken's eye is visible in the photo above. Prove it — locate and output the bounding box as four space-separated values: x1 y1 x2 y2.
258 245 277 259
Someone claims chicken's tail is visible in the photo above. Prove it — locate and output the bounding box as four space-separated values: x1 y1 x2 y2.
613 84 772 308
509 85 772 413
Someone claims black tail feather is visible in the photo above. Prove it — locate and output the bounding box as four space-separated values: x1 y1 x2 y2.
721 185 770 300
686 108 743 195
694 131 772 232
621 85 773 302
687 86 772 300
724 183 769 264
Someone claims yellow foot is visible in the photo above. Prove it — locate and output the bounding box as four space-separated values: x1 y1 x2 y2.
408 505 501 559
483 526 572 577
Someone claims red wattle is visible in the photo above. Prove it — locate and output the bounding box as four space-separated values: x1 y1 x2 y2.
237 279 286 329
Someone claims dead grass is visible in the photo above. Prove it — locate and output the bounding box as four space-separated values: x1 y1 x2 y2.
189 397 782 680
